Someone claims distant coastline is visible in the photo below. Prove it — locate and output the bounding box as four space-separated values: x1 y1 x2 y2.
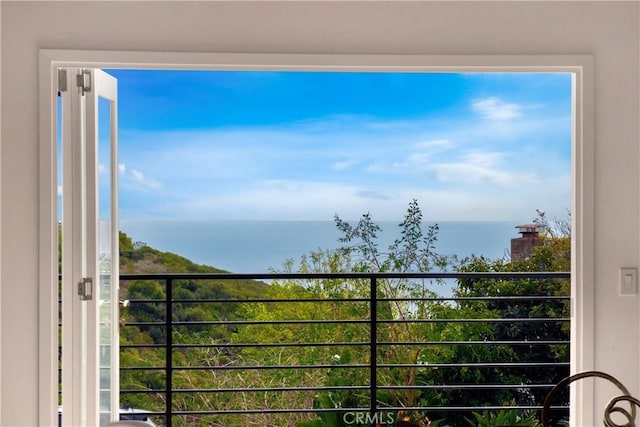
120 219 522 274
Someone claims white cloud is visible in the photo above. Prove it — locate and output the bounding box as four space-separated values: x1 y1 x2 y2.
409 152 432 164
426 150 537 186
331 160 358 171
119 165 569 223
414 139 454 150
169 179 423 221
117 109 570 222
57 185 62 198
472 97 523 120
426 161 536 187
392 142 539 187
365 162 387 173
463 151 504 167
392 140 455 170
118 162 161 191
165 178 567 223
131 169 144 182
130 169 161 190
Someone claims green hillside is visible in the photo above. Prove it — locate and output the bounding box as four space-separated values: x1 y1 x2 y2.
119 231 269 298
118 231 271 421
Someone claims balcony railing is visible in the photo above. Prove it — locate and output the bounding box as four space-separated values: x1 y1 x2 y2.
118 272 570 427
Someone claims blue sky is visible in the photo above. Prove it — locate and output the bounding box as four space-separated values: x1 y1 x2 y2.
105 70 572 223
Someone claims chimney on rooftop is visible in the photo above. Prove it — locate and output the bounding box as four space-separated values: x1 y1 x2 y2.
511 224 542 261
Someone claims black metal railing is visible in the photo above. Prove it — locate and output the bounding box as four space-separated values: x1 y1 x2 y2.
118 272 571 427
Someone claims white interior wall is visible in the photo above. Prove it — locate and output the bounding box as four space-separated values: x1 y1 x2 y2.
0 2 3 423
1 1 639 426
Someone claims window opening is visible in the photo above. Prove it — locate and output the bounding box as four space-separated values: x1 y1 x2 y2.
58 69 573 427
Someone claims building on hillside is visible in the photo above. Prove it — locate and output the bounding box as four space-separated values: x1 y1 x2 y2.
511 224 542 261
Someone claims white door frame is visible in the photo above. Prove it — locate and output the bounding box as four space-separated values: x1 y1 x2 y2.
38 49 594 427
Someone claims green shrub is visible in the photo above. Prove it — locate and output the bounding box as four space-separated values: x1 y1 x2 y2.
465 409 541 427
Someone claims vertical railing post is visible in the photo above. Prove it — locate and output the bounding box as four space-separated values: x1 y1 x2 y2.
165 278 173 427
369 276 378 427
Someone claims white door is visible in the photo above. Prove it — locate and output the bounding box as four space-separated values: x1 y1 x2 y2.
60 68 119 427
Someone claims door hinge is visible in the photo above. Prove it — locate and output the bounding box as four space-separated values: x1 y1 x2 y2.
76 69 91 95
57 69 67 95
78 277 93 301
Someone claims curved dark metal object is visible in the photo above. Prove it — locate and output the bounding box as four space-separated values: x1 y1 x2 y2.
542 370 639 427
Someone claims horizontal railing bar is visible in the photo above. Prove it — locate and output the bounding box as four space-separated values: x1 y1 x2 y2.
380 384 556 390
121 344 166 348
121 322 167 327
164 405 568 416
380 296 570 301
172 342 370 348
127 384 557 394
120 384 560 397
168 362 570 371
172 385 369 393
124 299 166 304
170 319 370 326
125 405 569 418
169 408 370 415
122 317 569 327
119 366 166 371
378 362 570 368
118 361 569 371
379 318 569 323
113 412 168 417
124 295 570 304
377 340 569 345
169 298 369 303
376 405 567 411
120 272 569 281
172 364 370 371
121 386 367 394
64 295 572 303
121 341 570 350
124 298 366 305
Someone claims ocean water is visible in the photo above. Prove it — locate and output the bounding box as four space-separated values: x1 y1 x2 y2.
120 220 522 273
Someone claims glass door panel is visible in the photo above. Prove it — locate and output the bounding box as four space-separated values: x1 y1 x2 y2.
89 70 119 426
96 90 119 425
60 68 119 427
